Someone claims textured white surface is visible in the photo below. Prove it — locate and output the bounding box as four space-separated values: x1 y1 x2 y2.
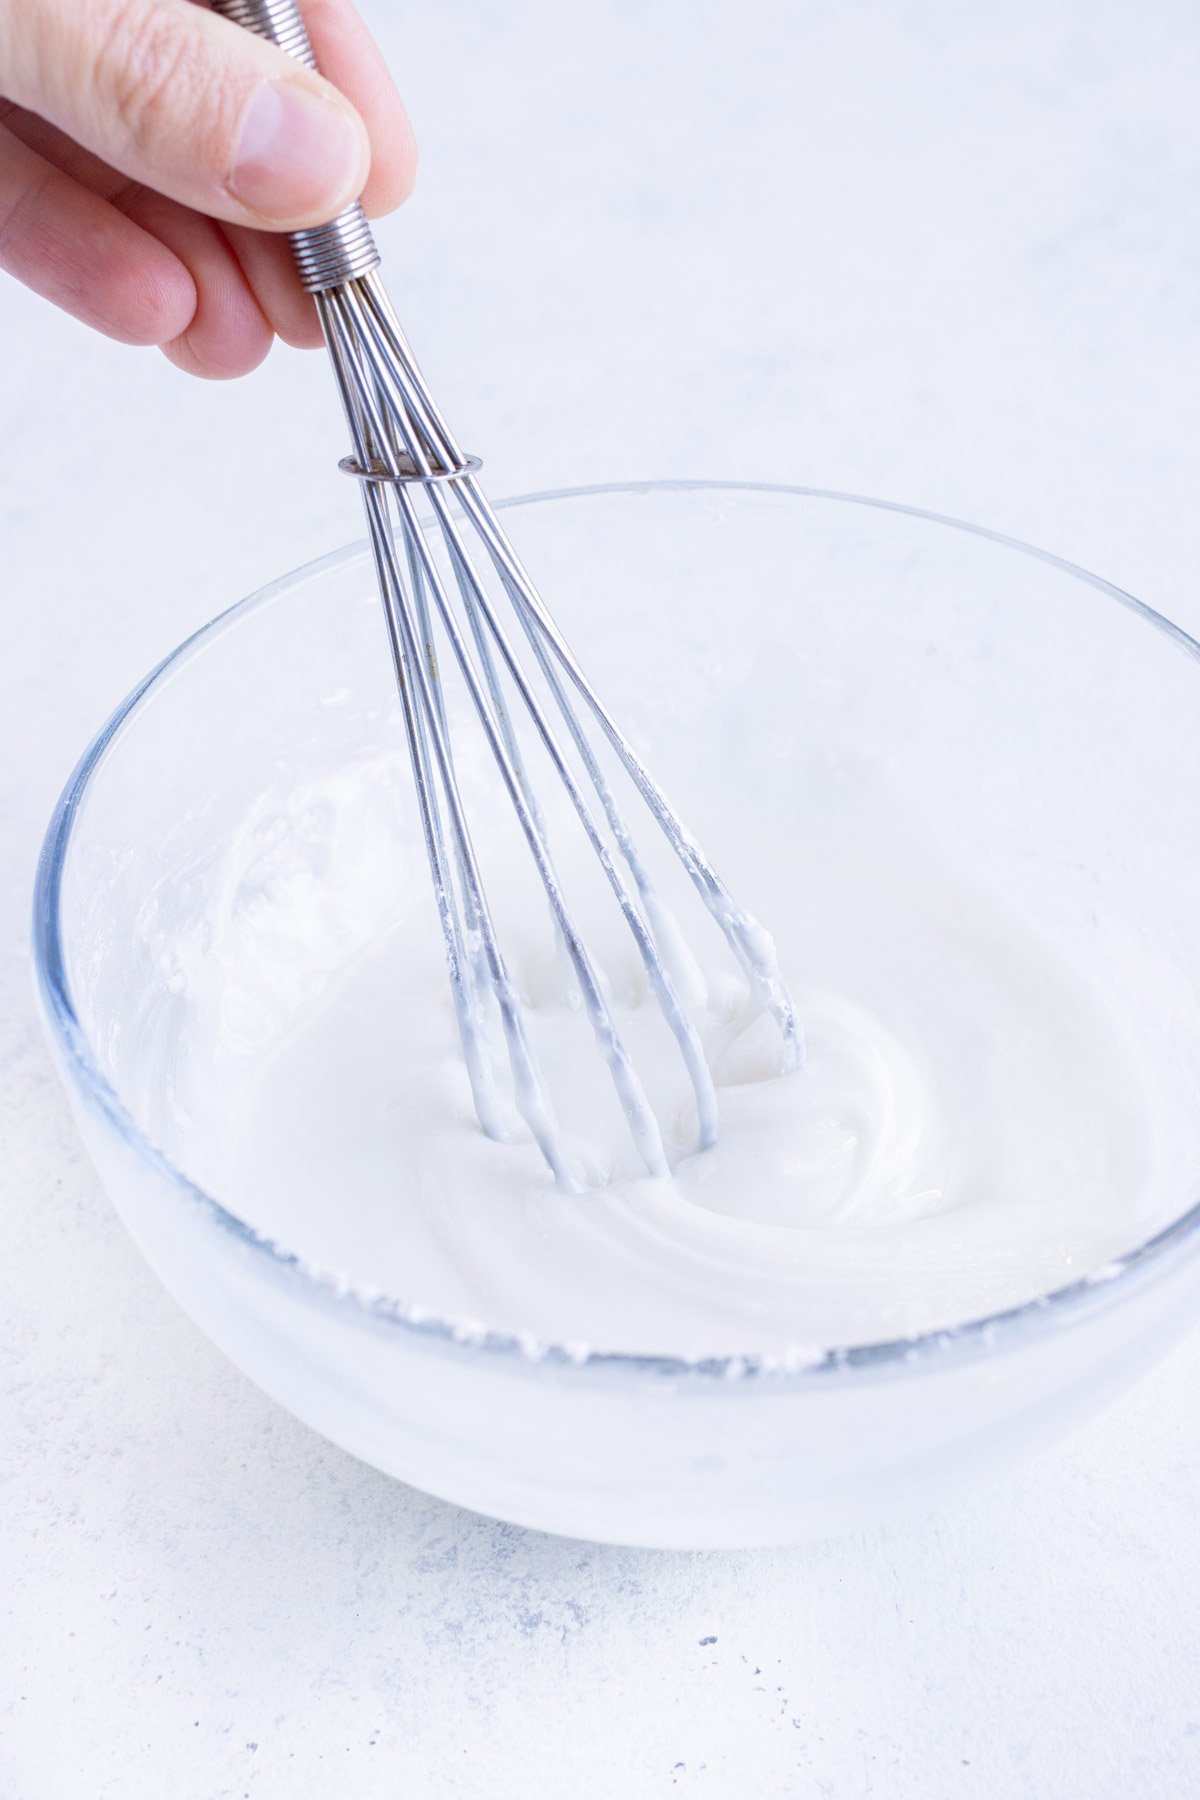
2 0 1200 1794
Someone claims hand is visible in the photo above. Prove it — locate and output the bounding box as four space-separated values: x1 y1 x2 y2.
0 0 416 376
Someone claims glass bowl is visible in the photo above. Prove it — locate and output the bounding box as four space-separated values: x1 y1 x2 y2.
33 483 1200 1548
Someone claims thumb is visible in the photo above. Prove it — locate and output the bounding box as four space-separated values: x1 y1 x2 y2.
0 0 371 230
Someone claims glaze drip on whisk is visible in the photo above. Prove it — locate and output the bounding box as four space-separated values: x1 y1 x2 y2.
213 0 803 1186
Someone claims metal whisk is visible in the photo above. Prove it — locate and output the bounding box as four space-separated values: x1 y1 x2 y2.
215 0 802 1188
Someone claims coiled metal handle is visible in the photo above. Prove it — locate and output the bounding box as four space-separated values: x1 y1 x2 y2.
209 0 381 292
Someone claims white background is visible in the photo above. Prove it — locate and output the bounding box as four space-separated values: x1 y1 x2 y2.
3 1 1200 1794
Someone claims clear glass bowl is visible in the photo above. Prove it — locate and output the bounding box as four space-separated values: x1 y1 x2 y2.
33 483 1200 1547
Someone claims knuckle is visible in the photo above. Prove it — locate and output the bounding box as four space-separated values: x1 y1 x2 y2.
97 0 206 157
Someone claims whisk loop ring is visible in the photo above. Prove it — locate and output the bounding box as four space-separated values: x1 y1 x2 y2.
339 453 484 486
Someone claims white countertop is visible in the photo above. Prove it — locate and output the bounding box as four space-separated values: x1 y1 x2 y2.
3 2 1199 1794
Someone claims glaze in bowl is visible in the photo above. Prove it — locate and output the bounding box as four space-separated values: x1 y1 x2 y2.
34 483 1200 1546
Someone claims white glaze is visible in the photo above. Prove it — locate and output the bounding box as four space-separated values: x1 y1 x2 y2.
214 744 1152 1356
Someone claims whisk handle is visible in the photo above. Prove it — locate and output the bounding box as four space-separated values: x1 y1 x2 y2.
209 0 381 292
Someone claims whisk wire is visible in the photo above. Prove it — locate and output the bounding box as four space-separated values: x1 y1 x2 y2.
395 475 673 1180
321 281 701 1182
322 293 575 1178
307 268 805 1183
341 278 725 1135
376 482 578 1184
453 483 804 1062
210 0 801 1189
377 286 729 1128
430 495 721 1138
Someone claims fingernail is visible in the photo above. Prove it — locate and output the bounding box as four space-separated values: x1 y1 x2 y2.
229 80 365 222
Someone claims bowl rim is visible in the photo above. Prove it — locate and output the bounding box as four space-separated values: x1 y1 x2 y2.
32 479 1200 1387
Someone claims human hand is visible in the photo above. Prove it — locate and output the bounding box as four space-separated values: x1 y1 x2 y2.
0 0 416 376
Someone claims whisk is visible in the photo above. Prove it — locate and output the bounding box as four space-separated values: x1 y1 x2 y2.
214 0 802 1188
